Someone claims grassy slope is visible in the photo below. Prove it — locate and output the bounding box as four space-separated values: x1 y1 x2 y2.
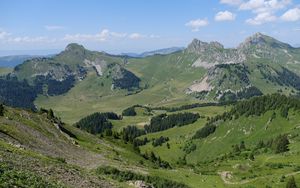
1 102 300 187
35 52 206 124
133 106 300 187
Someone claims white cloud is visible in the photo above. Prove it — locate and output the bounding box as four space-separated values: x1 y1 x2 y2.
7 36 56 43
215 11 236 21
220 0 242 5
281 8 300 21
240 0 291 13
219 0 293 25
185 19 209 32
44 25 65 31
128 33 145 39
246 11 277 25
63 29 128 42
0 30 11 39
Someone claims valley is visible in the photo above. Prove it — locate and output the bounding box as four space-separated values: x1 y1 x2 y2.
1 33 300 188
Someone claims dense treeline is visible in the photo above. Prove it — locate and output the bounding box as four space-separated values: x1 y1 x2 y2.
256 134 289 154
122 106 137 116
193 94 300 139
74 112 116 134
152 136 169 147
96 166 187 188
0 76 37 109
151 102 231 112
230 94 300 118
145 112 200 133
219 86 263 102
133 137 149 148
34 75 75 96
193 124 216 139
122 125 145 142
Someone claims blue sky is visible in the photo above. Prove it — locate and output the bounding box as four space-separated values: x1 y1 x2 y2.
0 0 300 55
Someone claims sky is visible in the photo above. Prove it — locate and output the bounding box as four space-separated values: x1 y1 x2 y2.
0 0 300 55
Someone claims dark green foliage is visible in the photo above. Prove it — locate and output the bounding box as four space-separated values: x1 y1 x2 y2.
47 109 54 119
281 105 289 118
122 106 137 116
0 76 37 109
274 135 289 153
255 135 289 154
0 163 63 187
286 176 297 188
0 104 4 116
34 74 75 96
96 166 188 188
122 125 145 143
219 86 263 102
260 66 300 91
249 153 255 161
133 137 149 147
193 124 216 139
145 112 200 133
230 94 300 118
278 67 300 90
101 112 121 120
240 141 246 150
74 112 113 134
152 136 169 147
183 142 197 154
142 151 171 169
113 68 141 90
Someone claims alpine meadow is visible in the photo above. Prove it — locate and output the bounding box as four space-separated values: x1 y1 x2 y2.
1 0 300 187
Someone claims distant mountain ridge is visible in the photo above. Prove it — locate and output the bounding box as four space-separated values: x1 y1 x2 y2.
1 32 300 114
121 47 184 57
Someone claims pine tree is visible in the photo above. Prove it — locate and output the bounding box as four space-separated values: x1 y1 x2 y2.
0 104 4 116
47 109 54 119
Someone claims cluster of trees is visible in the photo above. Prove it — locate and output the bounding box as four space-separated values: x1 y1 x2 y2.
194 94 300 139
230 94 300 118
96 166 188 188
145 112 200 133
0 76 37 110
34 75 76 96
122 105 152 116
182 141 197 154
231 141 247 154
0 104 4 116
122 125 145 143
113 68 141 90
152 136 169 147
133 137 149 148
122 106 137 116
151 102 222 112
74 112 119 134
219 86 263 102
256 135 289 154
141 151 171 169
193 124 216 139
261 65 300 91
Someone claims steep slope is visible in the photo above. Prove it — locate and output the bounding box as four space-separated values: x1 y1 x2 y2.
186 33 300 101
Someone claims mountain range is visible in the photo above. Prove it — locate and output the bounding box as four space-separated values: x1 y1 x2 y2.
1 32 300 187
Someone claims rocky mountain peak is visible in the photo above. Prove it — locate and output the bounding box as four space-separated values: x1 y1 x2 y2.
187 39 224 54
238 32 291 50
65 43 86 52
